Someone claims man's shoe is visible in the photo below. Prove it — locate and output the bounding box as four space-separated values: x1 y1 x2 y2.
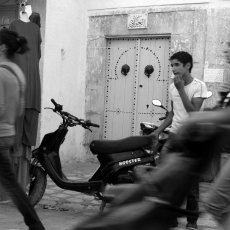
186 222 198 230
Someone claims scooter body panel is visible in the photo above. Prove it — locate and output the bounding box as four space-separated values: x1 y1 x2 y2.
97 149 151 166
90 150 155 183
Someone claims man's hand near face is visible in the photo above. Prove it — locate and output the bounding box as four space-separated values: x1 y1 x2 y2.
174 75 185 91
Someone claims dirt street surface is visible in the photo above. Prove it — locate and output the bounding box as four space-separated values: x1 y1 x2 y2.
0 203 89 230
0 161 219 230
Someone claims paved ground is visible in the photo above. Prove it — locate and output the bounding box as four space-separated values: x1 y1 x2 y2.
0 161 220 230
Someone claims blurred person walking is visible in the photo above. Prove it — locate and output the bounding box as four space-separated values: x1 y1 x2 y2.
0 28 45 230
202 41 230 230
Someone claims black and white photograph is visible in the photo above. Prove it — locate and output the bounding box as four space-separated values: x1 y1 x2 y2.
1 0 230 229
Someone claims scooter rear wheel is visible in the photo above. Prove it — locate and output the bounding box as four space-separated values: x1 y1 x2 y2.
28 165 47 206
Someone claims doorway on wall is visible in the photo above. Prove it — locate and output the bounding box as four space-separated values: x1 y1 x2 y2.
103 36 171 140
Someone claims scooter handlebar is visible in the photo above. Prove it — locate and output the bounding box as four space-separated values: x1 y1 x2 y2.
49 99 99 128
51 98 58 106
51 98 63 112
85 120 100 128
62 111 78 121
62 112 100 128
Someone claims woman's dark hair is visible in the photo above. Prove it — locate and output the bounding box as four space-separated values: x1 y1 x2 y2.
169 51 193 73
29 12 41 28
0 28 29 59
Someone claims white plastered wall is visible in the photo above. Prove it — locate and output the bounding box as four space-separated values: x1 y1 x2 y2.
41 0 87 162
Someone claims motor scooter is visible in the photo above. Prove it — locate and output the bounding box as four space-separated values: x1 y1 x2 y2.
29 91 213 208
28 99 159 208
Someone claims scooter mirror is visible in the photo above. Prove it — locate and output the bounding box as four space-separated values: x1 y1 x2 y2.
207 91 213 98
152 99 162 107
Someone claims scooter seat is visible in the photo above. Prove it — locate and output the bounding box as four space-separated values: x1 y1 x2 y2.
90 135 155 155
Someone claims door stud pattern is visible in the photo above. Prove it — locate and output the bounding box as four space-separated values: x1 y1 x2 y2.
103 37 171 139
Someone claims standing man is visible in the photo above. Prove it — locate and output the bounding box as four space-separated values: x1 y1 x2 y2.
153 51 208 230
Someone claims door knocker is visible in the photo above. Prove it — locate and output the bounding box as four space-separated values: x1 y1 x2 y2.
144 65 154 78
121 64 130 76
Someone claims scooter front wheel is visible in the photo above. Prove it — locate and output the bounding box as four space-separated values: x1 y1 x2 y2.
28 165 47 206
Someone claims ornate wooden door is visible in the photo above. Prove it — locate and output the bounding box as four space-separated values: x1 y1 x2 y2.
103 36 171 140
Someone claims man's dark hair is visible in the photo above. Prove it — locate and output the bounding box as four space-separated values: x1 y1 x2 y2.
169 51 193 73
